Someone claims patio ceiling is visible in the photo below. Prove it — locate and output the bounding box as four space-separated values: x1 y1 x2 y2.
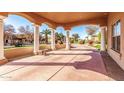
0 12 109 28
35 12 108 24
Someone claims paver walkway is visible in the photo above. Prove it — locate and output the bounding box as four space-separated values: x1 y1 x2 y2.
0 44 123 81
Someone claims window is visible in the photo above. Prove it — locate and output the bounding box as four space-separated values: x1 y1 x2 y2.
112 20 121 52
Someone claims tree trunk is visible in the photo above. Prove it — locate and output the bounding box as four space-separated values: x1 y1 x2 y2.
45 34 48 44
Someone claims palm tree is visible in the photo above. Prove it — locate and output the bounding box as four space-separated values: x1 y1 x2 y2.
41 29 51 44
59 32 65 41
72 33 80 43
55 32 65 44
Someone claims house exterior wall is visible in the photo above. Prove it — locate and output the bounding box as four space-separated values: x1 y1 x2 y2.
107 12 124 70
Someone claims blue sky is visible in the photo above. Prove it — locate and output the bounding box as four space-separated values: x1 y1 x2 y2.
4 15 92 39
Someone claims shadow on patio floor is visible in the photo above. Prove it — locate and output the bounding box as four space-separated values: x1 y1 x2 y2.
101 51 124 81
6 52 108 79
70 48 98 52
5 49 124 81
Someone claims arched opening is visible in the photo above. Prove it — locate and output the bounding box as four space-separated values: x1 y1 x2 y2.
4 14 34 59
8 12 36 24
4 14 33 47
39 23 51 50
40 23 50 44
55 26 66 45
39 24 66 51
69 25 100 50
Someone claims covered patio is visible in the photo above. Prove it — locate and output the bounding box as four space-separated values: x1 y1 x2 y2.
0 12 124 80
0 12 108 62
0 44 124 80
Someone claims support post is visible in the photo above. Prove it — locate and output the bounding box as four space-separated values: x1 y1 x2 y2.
100 27 106 51
50 28 56 50
33 24 40 55
0 16 7 65
66 30 70 50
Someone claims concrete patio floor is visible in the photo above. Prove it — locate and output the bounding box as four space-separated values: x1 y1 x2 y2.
0 45 123 81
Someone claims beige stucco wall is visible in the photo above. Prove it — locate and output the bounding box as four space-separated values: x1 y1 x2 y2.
107 12 124 70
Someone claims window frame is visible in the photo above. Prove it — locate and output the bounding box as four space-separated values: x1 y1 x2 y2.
111 20 121 53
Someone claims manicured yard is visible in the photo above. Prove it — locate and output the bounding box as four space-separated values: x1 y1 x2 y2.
4 44 65 60
93 44 101 50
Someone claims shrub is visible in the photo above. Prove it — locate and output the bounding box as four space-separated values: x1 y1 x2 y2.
70 39 74 43
79 40 85 44
88 40 94 45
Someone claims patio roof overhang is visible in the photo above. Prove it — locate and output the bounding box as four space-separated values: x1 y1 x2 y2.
0 12 108 64
0 12 108 29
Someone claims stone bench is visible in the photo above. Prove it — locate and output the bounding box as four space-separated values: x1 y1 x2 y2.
38 49 49 56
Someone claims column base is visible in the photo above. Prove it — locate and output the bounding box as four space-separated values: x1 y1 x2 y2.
0 58 8 65
65 48 70 50
100 49 106 51
51 48 56 51
33 51 39 55
100 47 106 51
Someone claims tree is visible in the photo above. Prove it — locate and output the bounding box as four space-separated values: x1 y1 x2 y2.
41 29 51 44
85 25 99 41
55 32 59 40
4 24 16 45
72 33 80 43
4 24 15 33
70 37 74 43
18 25 34 44
18 25 33 34
55 32 65 44
59 32 65 40
86 25 98 36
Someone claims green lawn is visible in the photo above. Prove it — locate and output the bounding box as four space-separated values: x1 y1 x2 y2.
4 44 50 50
4 46 33 50
93 44 101 50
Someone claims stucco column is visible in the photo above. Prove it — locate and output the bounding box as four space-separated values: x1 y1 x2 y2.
33 24 40 55
0 16 8 64
0 16 5 60
50 28 56 50
100 27 106 51
66 30 70 50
